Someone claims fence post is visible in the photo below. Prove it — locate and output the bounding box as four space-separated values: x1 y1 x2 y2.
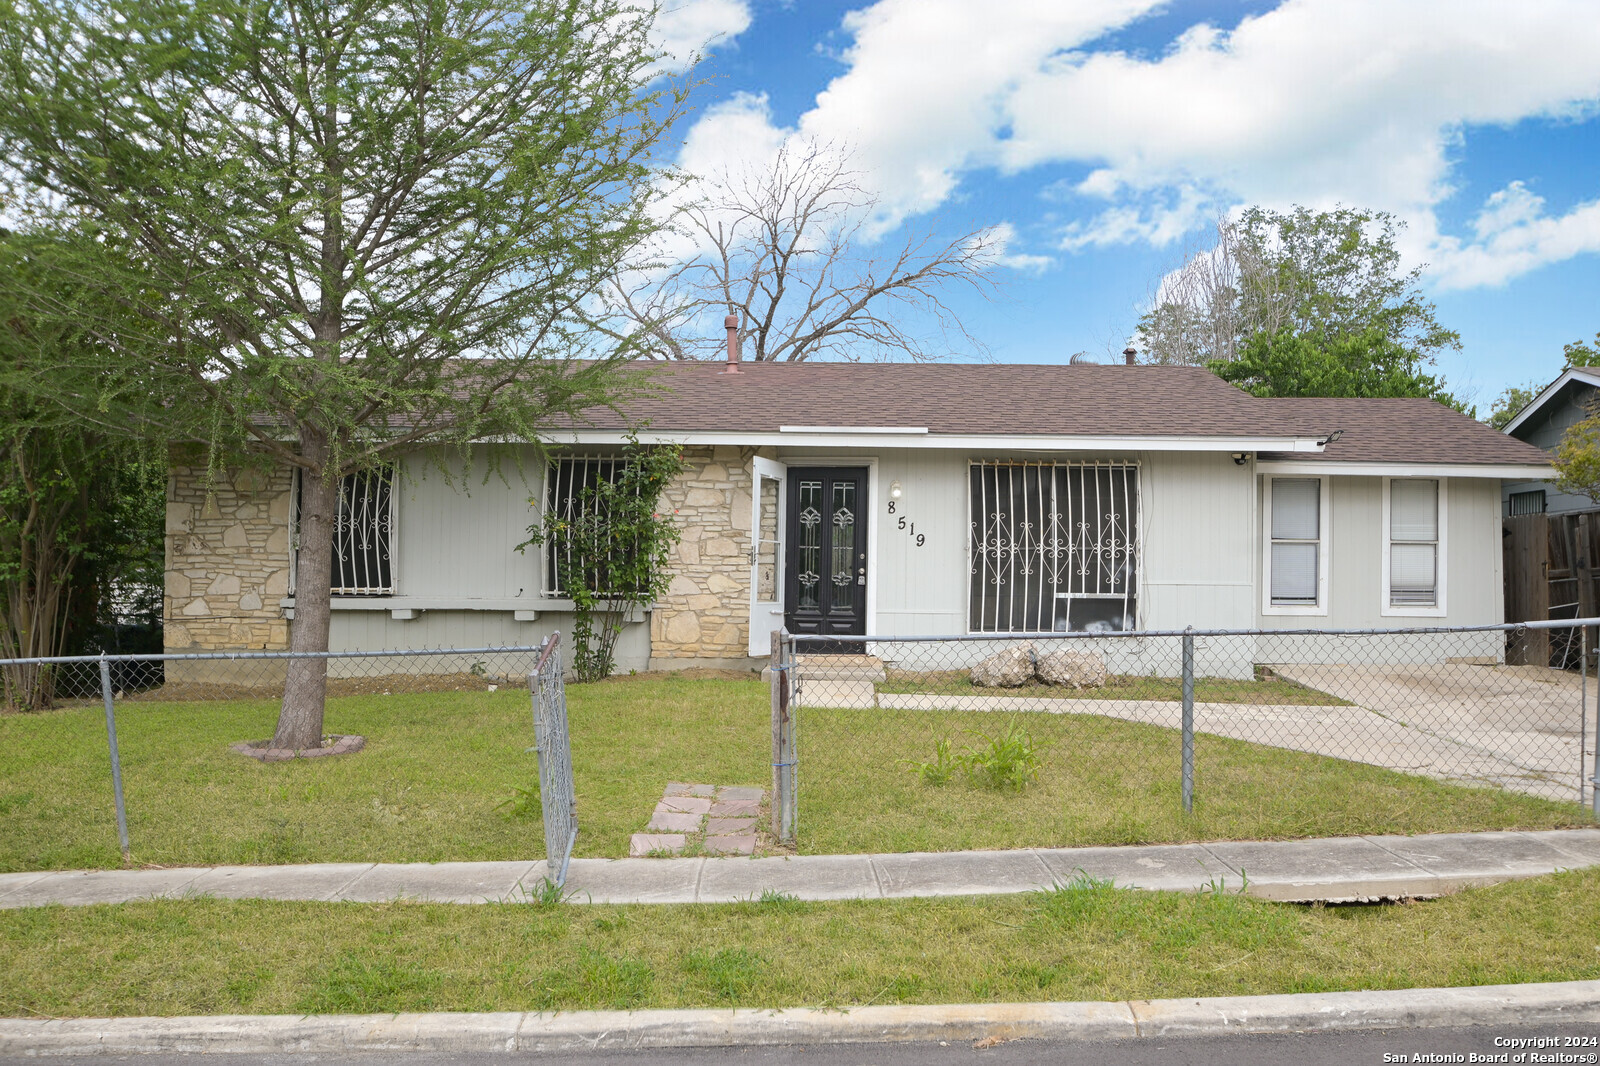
1181 628 1195 815
771 629 796 843
97 656 131 865
1587 626 1598 820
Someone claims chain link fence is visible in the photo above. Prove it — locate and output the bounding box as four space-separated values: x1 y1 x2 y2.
775 621 1600 851
0 644 559 868
528 635 577 887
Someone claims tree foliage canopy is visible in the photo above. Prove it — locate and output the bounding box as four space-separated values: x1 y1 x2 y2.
1139 206 1460 377
1486 384 1539 432
1214 328 1461 406
0 243 165 708
0 0 679 474
0 0 684 742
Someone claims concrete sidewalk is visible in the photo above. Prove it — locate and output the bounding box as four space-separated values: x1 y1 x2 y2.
3 828 1599 909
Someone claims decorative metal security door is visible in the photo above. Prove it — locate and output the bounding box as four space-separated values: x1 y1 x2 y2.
784 468 868 643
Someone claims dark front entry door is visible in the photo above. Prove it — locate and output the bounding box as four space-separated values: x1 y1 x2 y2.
784 467 868 641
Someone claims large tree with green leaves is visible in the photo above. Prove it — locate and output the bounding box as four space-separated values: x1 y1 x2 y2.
1482 332 1600 432
0 229 166 709
1137 206 1460 371
1214 328 1463 406
0 0 681 746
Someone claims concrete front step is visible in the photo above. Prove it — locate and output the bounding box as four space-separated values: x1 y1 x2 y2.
762 654 886 684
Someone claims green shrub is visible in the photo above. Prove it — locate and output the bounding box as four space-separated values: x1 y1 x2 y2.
906 719 1042 792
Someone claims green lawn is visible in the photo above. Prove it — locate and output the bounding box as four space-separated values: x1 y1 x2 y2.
3 869 1600 1017
878 668 1351 705
0 675 1585 872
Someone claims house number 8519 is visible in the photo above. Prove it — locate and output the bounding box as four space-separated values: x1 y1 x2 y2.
887 501 925 547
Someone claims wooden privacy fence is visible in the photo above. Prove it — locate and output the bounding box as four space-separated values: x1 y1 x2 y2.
1504 511 1600 666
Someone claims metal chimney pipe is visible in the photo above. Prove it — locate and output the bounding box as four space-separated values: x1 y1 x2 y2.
723 313 742 374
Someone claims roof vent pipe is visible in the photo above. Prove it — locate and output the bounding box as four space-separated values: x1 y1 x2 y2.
723 313 742 374
1123 345 1137 366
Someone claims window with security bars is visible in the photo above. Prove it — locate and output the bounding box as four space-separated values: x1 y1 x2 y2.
968 462 1139 633
331 470 395 595
1508 489 1545 516
1389 478 1439 607
544 456 632 597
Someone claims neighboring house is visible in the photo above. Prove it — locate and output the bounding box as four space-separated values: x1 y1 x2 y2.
1500 366 1600 517
163 361 1552 676
1496 367 1600 655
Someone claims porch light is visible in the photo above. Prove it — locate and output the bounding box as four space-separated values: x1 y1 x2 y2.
890 480 903 500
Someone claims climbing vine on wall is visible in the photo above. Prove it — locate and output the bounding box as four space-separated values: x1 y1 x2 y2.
523 435 684 682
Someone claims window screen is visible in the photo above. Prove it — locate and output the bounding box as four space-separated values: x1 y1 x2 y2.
969 462 1138 633
1269 478 1320 605
1390 479 1438 606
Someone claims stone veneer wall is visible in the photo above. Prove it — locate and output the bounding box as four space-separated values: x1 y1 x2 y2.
165 447 759 669
164 463 293 653
649 445 756 664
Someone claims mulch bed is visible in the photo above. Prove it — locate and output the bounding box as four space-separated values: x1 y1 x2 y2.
230 734 366 762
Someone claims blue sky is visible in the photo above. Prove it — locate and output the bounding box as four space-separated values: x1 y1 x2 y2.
652 0 1600 413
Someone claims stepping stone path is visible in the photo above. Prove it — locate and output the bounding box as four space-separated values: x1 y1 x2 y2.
630 783 764 857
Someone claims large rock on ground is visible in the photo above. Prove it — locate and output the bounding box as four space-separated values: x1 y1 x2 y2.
1036 649 1108 689
971 644 1035 688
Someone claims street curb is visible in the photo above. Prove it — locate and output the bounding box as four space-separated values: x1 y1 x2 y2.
3 980 1598 1055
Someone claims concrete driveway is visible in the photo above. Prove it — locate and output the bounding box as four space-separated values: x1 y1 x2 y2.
1267 662 1596 804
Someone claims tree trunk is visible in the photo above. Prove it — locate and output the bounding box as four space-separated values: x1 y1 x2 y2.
273 429 335 749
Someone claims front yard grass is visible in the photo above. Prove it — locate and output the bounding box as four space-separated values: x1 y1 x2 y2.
3 868 1599 1017
877 668 1351 705
0 674 1585 872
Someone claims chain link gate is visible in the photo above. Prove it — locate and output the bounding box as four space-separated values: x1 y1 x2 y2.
528 632 577 887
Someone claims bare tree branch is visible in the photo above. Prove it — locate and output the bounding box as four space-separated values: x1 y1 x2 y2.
602 141 1000 362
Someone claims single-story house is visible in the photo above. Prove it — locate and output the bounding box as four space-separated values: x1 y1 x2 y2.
1499 366 1600 517
164 360 1552 676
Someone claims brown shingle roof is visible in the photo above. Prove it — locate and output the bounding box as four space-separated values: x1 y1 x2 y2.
1254 397 1551 466
564 361 1551 468
586 361 1289 437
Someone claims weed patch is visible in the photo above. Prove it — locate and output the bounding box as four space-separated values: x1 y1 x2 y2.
296 953 444 1014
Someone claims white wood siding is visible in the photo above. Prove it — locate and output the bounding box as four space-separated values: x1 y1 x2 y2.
779 448 1263 637
858 448 968 636
328 608 651 672
1139 452 1257 631
1254 475 1502 630
392 449 542 600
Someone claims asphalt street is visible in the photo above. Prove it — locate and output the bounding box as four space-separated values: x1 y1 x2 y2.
7 1023 1600 1066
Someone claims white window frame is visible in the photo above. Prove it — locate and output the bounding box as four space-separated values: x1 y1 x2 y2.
1381 476 1447 618
1261 475 1329 616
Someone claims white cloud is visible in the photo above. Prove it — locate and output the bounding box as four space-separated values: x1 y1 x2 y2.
671 0 1600 287
999 0 1600 281
671 0 1160 232
677 91 788 179
1057 188 1215 250
1430 182 1600 289
652 0 752 72
988 222 1054 272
